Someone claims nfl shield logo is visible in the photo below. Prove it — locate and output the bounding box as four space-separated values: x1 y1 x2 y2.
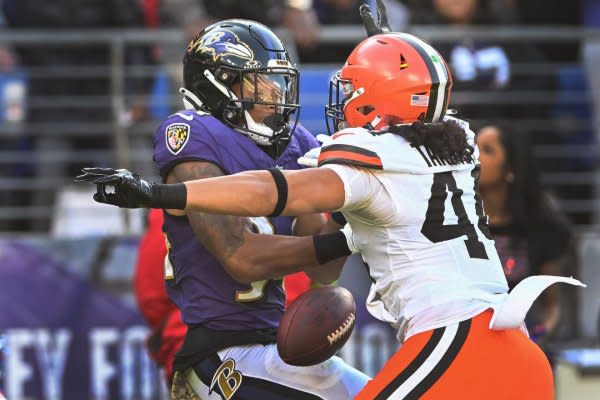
165 123 190 155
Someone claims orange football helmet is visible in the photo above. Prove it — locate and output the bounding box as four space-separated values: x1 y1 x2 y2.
326 32 453 133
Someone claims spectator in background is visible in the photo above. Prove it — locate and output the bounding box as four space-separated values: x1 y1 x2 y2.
314 0 368 25
0 21 14 72
0 1 25 232
476 123 575 355
315 0 409 27
411 0 551 123
2 0 152 231
581 0 600 225
202 0 320 58
510 0 581 60
308 0 410 62
412 0 510 121
408 0 594 226
160 0 211 38
151 0 213 83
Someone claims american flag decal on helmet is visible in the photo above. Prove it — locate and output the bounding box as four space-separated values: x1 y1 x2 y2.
411 94 429 106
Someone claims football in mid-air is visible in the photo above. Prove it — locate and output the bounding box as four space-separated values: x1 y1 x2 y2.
277 286 356 366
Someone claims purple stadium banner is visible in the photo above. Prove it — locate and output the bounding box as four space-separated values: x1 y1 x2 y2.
0 239 396 400
0 238 167 400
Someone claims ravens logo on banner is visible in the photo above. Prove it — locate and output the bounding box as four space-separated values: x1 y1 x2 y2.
166 123 190 155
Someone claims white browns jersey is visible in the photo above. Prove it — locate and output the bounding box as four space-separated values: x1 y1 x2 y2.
318 117 510 342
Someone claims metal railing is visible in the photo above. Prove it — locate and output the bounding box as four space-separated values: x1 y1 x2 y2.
0 26 598 231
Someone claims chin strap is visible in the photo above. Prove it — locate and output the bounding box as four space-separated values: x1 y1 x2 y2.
204 68 279 145
179 87 204 111
242 110 277 145
365 116 383 130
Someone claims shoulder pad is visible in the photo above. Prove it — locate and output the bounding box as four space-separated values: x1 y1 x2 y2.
153 112 223 178
318 128 383 169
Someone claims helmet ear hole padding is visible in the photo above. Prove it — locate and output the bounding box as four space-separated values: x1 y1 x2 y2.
215 67 239 87
358 105 375 115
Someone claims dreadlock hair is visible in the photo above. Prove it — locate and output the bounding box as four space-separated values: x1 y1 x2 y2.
387 119 474 165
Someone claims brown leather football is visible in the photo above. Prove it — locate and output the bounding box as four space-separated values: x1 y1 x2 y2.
277 286 356 366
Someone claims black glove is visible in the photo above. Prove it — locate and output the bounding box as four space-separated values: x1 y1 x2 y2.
74 167 156 208
360 0 391 37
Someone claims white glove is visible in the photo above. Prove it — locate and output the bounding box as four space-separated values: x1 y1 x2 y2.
298 134 332 167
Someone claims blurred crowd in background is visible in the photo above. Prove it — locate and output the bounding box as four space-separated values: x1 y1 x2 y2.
0 0 596 233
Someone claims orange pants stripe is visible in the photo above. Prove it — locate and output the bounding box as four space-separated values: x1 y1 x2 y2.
355 310 553 399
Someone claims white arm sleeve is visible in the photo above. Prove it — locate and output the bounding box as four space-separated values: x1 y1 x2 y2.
322 164 372 211
322 164 396 225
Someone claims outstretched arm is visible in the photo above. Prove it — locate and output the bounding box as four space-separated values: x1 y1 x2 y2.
75 166 350 283
183 167 346 217
75 166 346 216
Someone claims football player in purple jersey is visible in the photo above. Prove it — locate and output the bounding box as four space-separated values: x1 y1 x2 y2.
122 19 368 399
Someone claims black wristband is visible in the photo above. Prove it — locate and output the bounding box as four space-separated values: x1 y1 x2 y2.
330 211 347 226
150 183 187 209
267 168 288 217
313 231 351 265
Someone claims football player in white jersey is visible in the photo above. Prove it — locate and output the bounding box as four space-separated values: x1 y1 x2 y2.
78 32 584 400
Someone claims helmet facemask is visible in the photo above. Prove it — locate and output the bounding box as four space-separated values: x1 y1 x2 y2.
225 65 300 146
183 61 299 146
326 71 350 134
326 71 381 134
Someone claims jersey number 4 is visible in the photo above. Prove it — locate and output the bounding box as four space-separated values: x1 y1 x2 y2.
421 168 491 259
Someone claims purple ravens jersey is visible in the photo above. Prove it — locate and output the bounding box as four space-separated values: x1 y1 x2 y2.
153 110 319 331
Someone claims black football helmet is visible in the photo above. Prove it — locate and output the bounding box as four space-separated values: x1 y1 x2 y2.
181 19 300 146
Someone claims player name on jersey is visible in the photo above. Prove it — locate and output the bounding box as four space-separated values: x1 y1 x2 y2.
411 143 476 168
